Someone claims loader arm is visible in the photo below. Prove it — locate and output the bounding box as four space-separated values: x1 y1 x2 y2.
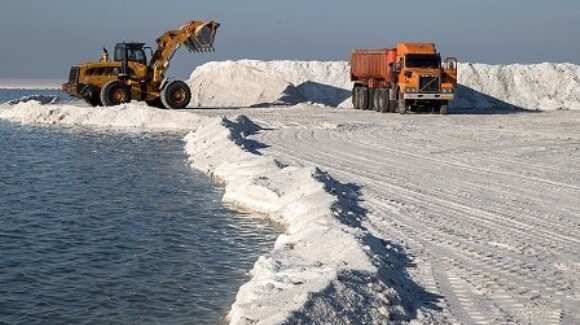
148 20 220 84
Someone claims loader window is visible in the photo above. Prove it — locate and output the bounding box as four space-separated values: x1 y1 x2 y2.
405 54 440 69
114 47 147 65
127 48 147 65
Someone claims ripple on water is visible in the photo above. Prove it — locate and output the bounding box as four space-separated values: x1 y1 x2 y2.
0 117 280 325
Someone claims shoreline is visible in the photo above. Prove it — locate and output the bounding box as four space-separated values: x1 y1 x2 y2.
0 102 421 323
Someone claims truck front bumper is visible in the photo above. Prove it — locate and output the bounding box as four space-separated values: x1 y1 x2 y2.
404 93 454 101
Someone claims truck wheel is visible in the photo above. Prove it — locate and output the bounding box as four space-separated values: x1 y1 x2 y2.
361 87 370 110
354 87 362 109
100 80 131 106
397 91 406 114
360 87 369 110
161 80 191 109
379 90 389 113
440 103 449 115
375 89 382 112
352 86 359 109
389 88 398 113
368 88 375 111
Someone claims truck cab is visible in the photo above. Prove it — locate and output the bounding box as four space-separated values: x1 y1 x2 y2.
394 43 457 108
350 42 457 114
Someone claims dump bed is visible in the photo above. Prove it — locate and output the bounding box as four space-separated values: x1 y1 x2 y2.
351 48 397 84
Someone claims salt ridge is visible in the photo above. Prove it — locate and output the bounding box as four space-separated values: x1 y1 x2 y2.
184 116 413 324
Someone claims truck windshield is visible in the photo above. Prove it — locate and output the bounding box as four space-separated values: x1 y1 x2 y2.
406 54 440 68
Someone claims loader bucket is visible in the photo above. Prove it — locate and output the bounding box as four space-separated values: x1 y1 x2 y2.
182 21 220 53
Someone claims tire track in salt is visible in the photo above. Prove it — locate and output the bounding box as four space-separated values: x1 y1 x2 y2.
254 124 580 324
265 128 580 254
320 127 580 246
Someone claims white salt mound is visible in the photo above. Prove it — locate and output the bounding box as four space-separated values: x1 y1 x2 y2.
188 60 351 108
454 62 580 110
188 60 580 111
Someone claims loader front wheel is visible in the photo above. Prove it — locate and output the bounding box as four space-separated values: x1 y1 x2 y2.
146 97 165 109
161 80 191 109
100 80 131 106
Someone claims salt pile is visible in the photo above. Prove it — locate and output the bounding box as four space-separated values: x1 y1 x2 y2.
188 60 580 111
0 101 207 129
453 62 580 110
188 60 351 108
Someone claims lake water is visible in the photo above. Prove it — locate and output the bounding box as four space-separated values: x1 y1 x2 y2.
0 89 65 105
0 90 280 324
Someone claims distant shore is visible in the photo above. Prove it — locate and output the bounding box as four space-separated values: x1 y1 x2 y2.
0 79 63 90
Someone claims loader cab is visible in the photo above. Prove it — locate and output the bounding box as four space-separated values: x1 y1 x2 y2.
114 43 148 66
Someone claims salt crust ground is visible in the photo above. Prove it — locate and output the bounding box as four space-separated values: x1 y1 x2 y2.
1 60 579 324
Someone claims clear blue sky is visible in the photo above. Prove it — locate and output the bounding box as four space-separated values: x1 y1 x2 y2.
1 0 578 79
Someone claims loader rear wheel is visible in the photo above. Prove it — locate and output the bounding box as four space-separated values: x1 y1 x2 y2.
161 80 191 109
86 97 102 107
100 80 131 106
80 84 101 107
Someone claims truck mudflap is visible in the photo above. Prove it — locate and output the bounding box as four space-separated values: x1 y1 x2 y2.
404 93 454 101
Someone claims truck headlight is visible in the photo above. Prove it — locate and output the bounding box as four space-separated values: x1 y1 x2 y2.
442 88 453 94
406 88 417 93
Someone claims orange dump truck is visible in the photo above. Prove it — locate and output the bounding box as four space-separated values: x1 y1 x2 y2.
351 43 457 114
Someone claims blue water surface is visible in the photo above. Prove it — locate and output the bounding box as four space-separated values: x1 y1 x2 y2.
0 89 65 105
0 90 280 324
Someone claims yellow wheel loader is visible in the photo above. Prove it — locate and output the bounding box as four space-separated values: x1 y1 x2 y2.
62 20 220 109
